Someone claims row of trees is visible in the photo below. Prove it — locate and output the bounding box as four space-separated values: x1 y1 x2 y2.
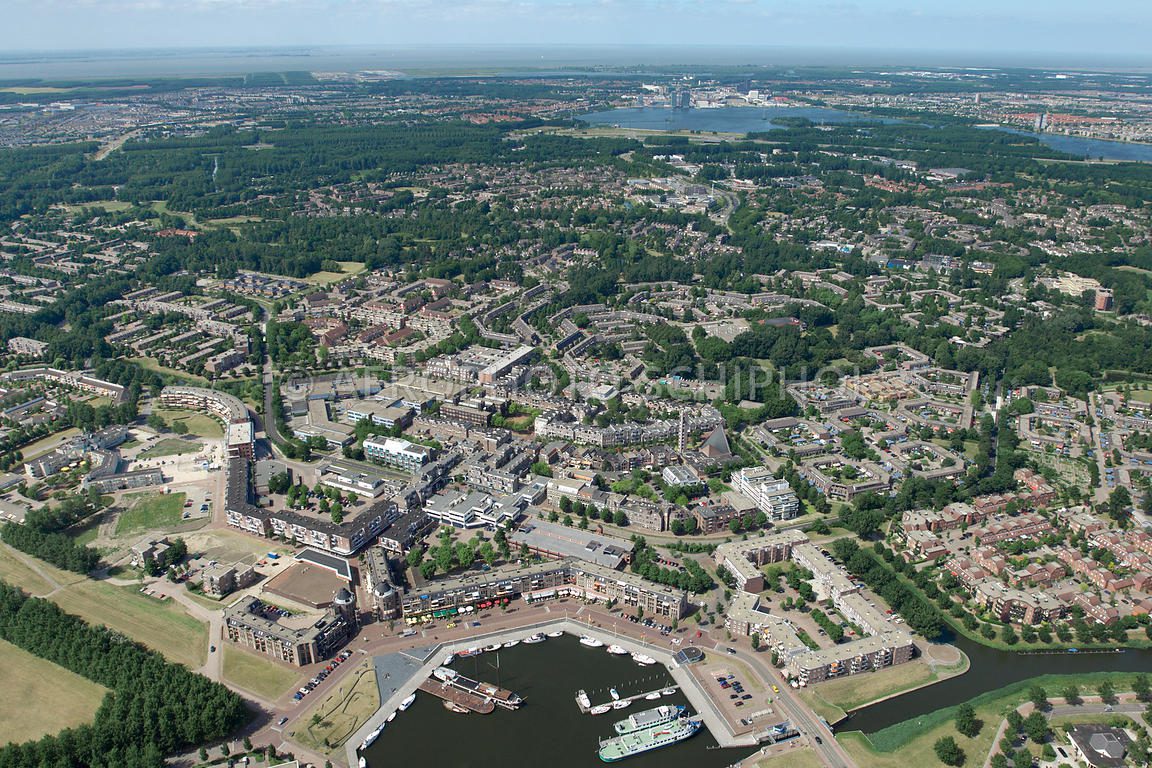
829 538 944 640
630 538 714 594
0 495 104 574
0 580 248 768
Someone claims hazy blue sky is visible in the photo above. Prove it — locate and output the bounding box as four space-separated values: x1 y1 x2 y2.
6 0 1150 60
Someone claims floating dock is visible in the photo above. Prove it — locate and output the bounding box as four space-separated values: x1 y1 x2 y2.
418 678 496 714
577 684 681 713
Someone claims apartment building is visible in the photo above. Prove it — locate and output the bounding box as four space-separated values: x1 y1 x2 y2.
362 436 433 473
731 466 800 520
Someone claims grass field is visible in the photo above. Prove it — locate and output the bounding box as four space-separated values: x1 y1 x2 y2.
757 748 824 768
150 408 224 438
304 261 367 286
292 661 380 755
839 671 1145 768
222 647 303 700
0 639 107 744
1128 389 1152 403
800 656 968 723
183 528 292 563
0 545 59 596
115 491 187 536
0 545 207 667
51 582 207 667
139 437 202 459
127 357 211 385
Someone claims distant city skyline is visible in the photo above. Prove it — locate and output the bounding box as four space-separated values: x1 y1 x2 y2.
4 0 1152 65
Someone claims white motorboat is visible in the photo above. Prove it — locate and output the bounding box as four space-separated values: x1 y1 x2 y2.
546 631 564 638
359 758 367 768
523 633 546 644
612 699 632 710
399 693 416 711
483 643 502 653
606 644 628 655
644 692 662 700
577 689 591 709
590 704 612 715
631 652 656 666
442 653 455 666
610 687 620 700
386 712 396 722
502 640 520 648
660 688 676 697
579 635 604 648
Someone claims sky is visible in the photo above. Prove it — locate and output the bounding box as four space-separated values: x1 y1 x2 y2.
4 0 1151 64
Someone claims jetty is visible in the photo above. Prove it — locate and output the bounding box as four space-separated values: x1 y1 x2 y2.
577 684 681 713
418 678 496 714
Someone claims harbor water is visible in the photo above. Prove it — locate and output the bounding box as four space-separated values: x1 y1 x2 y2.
364 634 757 768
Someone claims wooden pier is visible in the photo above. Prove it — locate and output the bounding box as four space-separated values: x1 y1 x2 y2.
418 678 496 714
577 684 681 714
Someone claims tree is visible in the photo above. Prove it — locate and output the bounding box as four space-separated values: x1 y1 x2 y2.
934 735 965 766
1023 711 1049 744
1028 685 1048 711
420 560 437 580
171 420 189 435
613 510 628 527
1062 684 1081 705
242 736 252 751
199 747 209 761
1134 673 1151 703
1012 749 1032 768
1098 680 1117 705
955 702 981 737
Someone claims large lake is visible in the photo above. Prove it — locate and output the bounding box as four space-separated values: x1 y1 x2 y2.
582 106 1152 163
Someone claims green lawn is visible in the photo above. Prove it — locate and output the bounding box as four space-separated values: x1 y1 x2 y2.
222 647 303 700
51 582 207 668
19 427 82 461
127 357 212 385
0 544 60 596
0 638 108 745
303 260 366 286
757 748 825 768
800 655 968 724
149 408 224 438
139 437 202 459
115 492 187 536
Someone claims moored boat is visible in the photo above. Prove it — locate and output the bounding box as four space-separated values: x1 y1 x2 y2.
577 690 591 709
442 653 455 666
660 688 676 697
502 640 520 648
610 688 620 700
524 633 546 644
590 704 612 715
580 635 605 648
613 705 686 736
386 712 396 722
443 700 469 714
606 644 628 655
457 647 481 658
546 631 564 638
597 716 701 762
644 692 661 700
612 700 632 710
399 693 416 711
359 757 367 768
630 653 656 666
483 643 502 653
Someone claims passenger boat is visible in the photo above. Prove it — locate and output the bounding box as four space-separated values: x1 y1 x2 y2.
546 631 564 638
433 666 523 709
590 704 613 715
483 643 502 652
606 644 628 655
612 700 632 710
502 640 520 648
630 653 656 666
580 635 605 648
523 633 546 644
399 694 416 711
610 688 621 700
613 705 685 736
597 716 701 762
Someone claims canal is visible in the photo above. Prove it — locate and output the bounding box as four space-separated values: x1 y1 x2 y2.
363 634 758 768
842 633 1152 734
